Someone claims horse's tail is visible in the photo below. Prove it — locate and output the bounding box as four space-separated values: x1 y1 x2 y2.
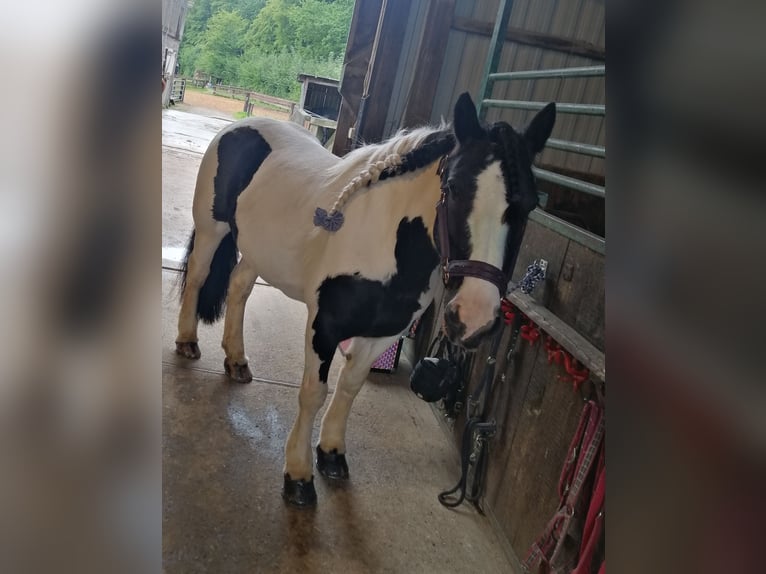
179 229 238 324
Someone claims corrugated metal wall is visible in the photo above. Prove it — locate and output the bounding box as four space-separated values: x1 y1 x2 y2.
385 0 605 177
382 1 430 135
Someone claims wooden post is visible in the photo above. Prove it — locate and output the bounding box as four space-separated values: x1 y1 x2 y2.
332 0 384 156
353 0 410 145
400 0 456 129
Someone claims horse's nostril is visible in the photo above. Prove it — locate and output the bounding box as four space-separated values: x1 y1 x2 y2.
444 306 465 339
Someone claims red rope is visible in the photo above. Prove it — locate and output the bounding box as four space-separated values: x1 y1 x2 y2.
501 298 591 391
520 321 541 344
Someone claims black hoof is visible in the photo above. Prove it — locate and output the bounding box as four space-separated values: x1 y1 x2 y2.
175 341 201 359
282 474 317 507
224 358 253 383
316 445 349 480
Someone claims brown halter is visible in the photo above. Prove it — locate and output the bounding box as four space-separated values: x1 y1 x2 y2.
434 155 509 293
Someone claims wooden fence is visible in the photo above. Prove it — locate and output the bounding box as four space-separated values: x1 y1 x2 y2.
184 79 297 116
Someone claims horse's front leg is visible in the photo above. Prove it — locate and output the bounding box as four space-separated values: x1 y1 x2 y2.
316 336 400 480
221 258 258 383
283 314 332 507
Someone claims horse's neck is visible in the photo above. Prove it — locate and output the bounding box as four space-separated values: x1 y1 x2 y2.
304 162 443 280
378 162 443 232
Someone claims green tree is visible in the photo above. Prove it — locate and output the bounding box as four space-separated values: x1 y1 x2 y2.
178 0 354 96
288 0 353 59
196 10 249 83
245 0 352 59
183 0 213 42
244 0 299 55
178 0 211 76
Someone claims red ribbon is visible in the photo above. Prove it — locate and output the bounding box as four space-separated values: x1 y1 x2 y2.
500 299 590 392
545 336 565 365
520 321 541 344
500 297 516 325
562 352 590 391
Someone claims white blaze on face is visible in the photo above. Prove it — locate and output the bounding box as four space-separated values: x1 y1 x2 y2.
447 161 507 340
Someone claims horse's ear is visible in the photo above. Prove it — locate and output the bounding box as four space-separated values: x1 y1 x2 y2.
524 103 556 156
453 92 483 143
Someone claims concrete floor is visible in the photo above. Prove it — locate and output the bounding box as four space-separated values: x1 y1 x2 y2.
162 109 514 573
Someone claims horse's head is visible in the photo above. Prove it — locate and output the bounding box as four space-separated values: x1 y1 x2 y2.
439 93 555 348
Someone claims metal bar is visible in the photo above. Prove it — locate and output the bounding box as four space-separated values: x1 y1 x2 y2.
532 167 605 198
489 65 604 81
545 138 605 158
482 99 605 115
476 0 514 120
529 209 605 254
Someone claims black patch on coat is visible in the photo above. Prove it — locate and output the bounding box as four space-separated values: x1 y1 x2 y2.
488 122 540 272
212 126 271 239
311 217 439 382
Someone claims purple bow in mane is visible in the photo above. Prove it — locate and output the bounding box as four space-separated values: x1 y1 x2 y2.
313 207 345 232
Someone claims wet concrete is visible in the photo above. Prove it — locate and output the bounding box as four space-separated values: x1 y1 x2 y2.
162 109 231 154
162 109 515 573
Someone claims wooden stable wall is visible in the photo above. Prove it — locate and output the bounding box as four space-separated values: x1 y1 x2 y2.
418 219 604 566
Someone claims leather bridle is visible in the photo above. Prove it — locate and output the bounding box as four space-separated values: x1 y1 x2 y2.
435 155 510 294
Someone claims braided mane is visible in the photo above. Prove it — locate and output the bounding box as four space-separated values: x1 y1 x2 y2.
315 126 456 230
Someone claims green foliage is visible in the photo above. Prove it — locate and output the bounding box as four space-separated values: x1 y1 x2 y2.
178 0 352 98
240 49 343 100
245 0 352 59
196 11 248 84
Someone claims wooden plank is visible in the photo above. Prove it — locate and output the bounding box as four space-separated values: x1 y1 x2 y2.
502 349 584 555
484 328 541 513
332 0 384 156
508 290 604 381
452 15 605 61
549 239 605 351
400 0 456 128
356 0 411 144
305 116 338 129
246 91 296 113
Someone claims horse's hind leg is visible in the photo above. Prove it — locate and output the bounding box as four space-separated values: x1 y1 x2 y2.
316 336 400 480
221 258 258 383
176 225 229 358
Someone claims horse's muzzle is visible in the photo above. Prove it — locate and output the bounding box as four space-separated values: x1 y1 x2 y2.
460 316 501 349
443 305 466 342
443 307 500 349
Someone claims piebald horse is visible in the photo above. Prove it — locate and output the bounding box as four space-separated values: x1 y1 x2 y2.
176 93 555 506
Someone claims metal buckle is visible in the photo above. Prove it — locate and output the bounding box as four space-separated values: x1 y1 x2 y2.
436 154 448 176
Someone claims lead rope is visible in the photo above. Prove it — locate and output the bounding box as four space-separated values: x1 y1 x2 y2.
437 260 547 511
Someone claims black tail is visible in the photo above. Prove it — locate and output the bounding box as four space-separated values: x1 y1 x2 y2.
179 230 238 324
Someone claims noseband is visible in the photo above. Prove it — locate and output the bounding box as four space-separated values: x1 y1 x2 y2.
435 155 509 294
